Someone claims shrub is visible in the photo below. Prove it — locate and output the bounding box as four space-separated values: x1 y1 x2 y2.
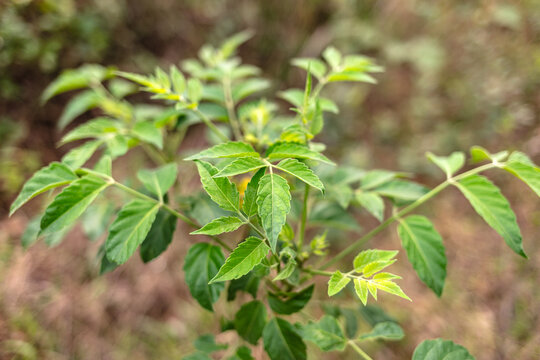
11 32 536 359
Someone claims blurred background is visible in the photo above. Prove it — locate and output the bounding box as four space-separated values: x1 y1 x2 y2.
1 0 540 359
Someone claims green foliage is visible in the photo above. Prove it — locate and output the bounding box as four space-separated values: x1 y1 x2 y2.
412 339 475 360
11 32 538 360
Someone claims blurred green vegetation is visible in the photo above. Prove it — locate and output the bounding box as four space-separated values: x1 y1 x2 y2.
1 1 539 359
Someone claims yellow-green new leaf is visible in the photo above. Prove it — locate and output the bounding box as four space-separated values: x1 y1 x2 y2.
373 280 411 301
354 279 368 305
213 157 267 177
328 271 350 296
274 158 324 192
191 216 245 235
397 215 447 296
40 175 110 235
256 174 291 252
186 142 259 160
10 162 78 216
353 249 398 273
106 199 160 264
455 175 526 258
210 237 270 283
195 160 240 212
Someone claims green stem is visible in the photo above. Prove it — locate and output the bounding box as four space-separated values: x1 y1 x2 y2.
79 168 233 252
192 108 229 142
320 162 498 270
302 268 333 277
297 184 310 251
348 341 373 360
223 75 243 140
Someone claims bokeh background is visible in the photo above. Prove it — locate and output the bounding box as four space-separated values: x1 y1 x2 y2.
1 0 540 359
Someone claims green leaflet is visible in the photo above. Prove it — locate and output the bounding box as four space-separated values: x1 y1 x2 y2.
426 151 465 178
357 321 404 341
256 173 292 252
132 121 163 149
455 175 526 257
372 279 411 301
263 318 306 360
139 209 177 263
328 271 350 296
412 339 475 360
40 175 110 235
504 160 540 197
274 158 324 192
227 346 254 360
58 90 100 130
268 285 314 315
106 199 160 264
10 162 78 216
232 78 271 102
278 89 338 113
356 191 384 221
191 216 245 235
41 64 110 103
397 215 447 296
301 315 347 352
354 279 368 306
213 157 267 177
234 300 267 345
60 117 120 144
62 140 103 170
194 334 228 353
374 179 428 206
266 142 334 165
290 59 327 80
210 237 270 283
137 163 178 200
183 243 225 312
186 141 259 160
242 168 265 217
470 146 508 163
195 160 240 212
360 170 400 190
353 249 398 272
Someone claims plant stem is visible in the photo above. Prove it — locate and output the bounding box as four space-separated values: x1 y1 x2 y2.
301 268 333 277
192 108 229 142
79 168 233 252
320 162 498 270
348 341 373 360
222 75 243 140
297 184 310 251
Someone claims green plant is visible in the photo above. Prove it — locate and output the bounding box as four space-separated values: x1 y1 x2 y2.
10 32 537 359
